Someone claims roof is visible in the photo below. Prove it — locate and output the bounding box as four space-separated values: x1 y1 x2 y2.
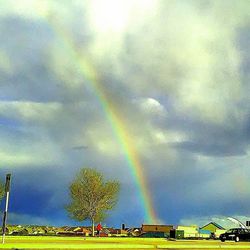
142 224 173 227
199 229 211 234
201 222 225 230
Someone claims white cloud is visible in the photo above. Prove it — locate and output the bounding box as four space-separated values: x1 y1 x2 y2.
0 151 44 167
0 101 62 123
81 0 249 125
152 129 187 145
0 0 50 20
87 0 156 34
0 136 64 168
135 98 166 116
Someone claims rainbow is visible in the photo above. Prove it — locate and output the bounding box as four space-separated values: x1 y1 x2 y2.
44 16 157 224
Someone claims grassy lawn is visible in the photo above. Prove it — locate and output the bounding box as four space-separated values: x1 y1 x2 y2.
0 236 250 249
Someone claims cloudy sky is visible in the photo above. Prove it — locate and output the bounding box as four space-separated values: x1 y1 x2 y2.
0 0 250 228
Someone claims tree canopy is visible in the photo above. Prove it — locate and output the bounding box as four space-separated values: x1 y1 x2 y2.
66 168 120 235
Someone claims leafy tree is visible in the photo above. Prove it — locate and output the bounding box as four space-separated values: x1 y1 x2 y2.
0 179 5 202
66 168 120 236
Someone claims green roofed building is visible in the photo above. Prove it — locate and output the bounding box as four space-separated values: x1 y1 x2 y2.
200 222 225 233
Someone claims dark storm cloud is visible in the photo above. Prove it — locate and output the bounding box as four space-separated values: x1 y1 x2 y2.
165 113 248 157
71 145 88 150
146 97 249 158
146 152 250 225
0 16 59 102
1 0 250 227
0 14 96 104
171 140 246 157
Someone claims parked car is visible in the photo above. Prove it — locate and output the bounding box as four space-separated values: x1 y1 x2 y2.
220 228 250 242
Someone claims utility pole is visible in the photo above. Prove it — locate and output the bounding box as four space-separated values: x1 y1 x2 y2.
2 174 11 244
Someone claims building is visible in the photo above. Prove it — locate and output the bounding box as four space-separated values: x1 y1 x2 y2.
198 229 211 239
81 227 91 236
214 229 227 238
176 225 198 238
200 222 225 233
127 228 141 237
107 228 128 236
200 222 226 238
141 225 173 234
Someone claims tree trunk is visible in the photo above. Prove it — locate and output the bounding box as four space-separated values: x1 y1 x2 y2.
92 218 95 237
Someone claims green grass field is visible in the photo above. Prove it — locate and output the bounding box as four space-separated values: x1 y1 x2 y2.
0 236 250 250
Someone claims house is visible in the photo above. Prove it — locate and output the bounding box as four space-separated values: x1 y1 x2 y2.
24 225 36 235
44 227 56 235
56 226 76 236
6 225 20 235
200 222 225 233
120 229 129 236
108 228 128 236
12 228 29 235
98 228 109 237
200 222 226 239
127 228 142 237
72 227 92 236
6 225 29 235
36 227 47 235
81 227 91 236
